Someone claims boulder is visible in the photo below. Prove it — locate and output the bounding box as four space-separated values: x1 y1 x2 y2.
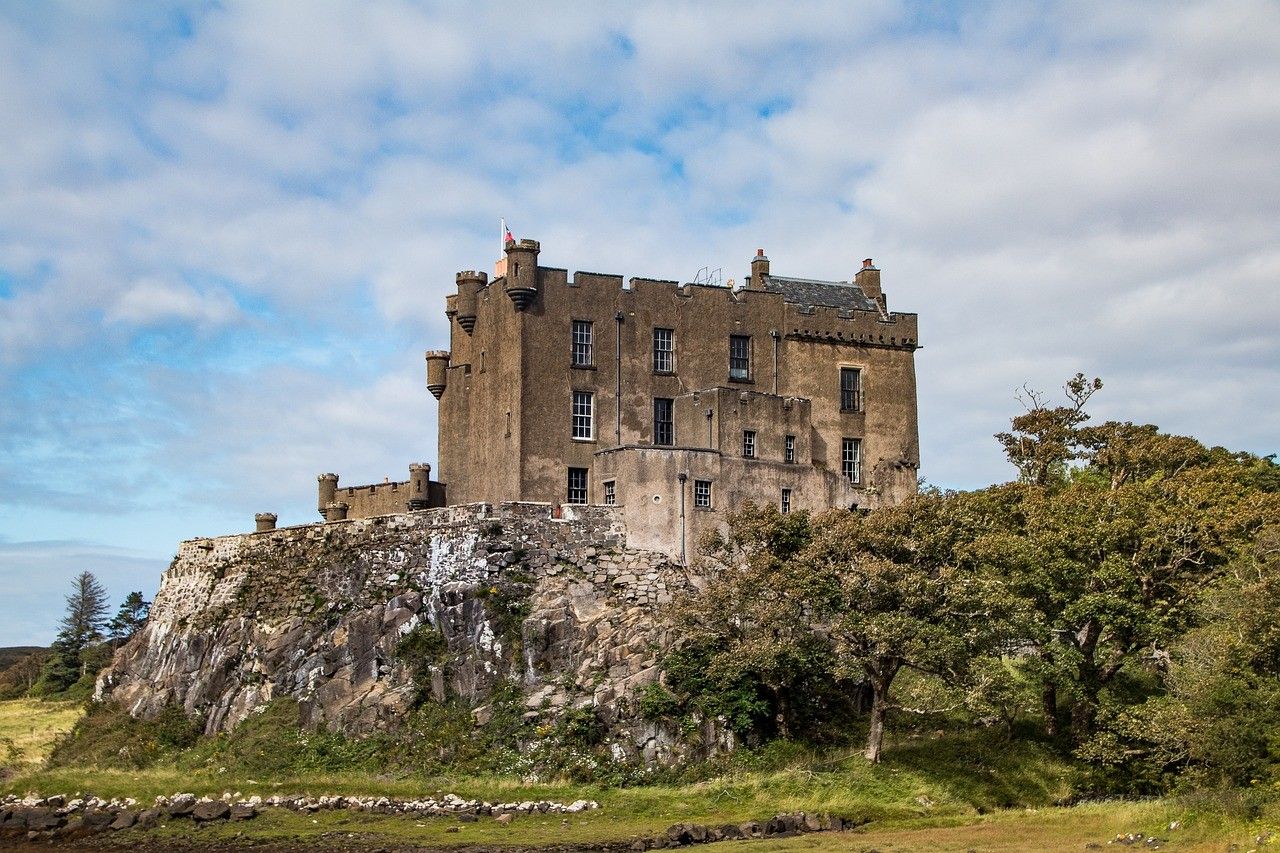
192 801 231 822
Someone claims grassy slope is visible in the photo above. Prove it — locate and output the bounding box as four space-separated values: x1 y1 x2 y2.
2 698 1275 850
0 697 82 770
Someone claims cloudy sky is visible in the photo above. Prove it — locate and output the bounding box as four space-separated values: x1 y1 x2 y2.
1 0 1277 646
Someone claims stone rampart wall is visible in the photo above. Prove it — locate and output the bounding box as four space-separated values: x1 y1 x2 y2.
98 503 697 761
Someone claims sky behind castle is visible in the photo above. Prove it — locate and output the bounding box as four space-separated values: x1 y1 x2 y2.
2 1 1278 645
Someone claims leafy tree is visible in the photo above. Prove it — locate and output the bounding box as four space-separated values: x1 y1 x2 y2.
107 591 150 644
991 379 1278 742
673 503 830 739
994 373 1102 487
805 493 1017 761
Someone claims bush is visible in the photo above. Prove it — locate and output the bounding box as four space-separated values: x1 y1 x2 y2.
47 702 203 770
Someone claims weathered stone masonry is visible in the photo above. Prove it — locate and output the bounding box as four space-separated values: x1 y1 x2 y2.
98 503 697 760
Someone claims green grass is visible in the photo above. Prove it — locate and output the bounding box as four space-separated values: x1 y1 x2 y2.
0 697 82 770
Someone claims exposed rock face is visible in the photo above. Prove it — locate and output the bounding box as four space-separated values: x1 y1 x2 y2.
97 502 703 759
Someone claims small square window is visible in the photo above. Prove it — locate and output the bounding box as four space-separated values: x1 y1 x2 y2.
567 467 589 504
694 479 712 509
571 320 594 367
603 480 615 506
742 430 756 458
784 434 795 463
781 488 792 514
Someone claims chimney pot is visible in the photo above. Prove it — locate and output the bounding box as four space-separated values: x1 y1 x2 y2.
756 248 765 257
863 258 874 269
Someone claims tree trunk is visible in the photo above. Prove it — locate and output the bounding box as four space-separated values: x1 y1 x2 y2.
1041 681 1059 737
771 685 791 740
864 659 901 763
1070 698 1098 743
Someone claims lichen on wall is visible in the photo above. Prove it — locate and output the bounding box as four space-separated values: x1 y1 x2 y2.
97 502 696 761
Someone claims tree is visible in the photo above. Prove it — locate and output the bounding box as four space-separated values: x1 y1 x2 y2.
108 591 150 644
59 571 110 654
994 373 1102 488
804 493 1016 762
673 503 830 739
991 379 1278 742
35 571 111 693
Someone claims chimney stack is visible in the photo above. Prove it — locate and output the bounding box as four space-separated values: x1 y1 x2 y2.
749 248 770 290
855 258 885 312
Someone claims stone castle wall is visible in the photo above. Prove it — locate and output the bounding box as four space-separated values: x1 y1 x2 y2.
97 503 700 761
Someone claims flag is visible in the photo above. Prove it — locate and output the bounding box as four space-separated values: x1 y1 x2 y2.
501 218 514 247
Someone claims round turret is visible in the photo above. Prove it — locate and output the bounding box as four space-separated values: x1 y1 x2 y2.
424 350 450 400
317 473 339 518
324 501 349 522
503 239 540 310
455 270 486 333
408 462 432 510
254 512 278 533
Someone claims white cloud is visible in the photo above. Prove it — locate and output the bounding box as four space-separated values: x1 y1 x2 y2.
106 277 241 328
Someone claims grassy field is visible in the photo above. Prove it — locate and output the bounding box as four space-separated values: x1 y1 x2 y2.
2 697 1277 850
0 697 82 770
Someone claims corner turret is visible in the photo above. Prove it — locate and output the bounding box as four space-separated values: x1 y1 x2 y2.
454 271 486 334
425 350 450 399
408 462 432 510
317 473 339 519
503 239 540 310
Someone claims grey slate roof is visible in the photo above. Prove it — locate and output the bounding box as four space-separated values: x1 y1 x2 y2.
762 275 879 312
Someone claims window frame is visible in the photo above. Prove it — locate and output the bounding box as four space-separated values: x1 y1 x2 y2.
652 327 675 374
571 319 594 367
693 479 712 509
728 335 752 381
653 397 675 446
781 488 792 514
566 467 589 505
603 480 616 506
840 366 863 413
784 434 796 463
841 437 863 484
571 390 594 441
742 429 756 458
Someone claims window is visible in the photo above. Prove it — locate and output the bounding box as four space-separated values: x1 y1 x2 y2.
572 391 594 440
729 335 751 380
653 398 674 446
742 430 756 458
840 367 862 412
781 488 792 514
653 328 674 373
694 479 712 509
603 480 615 506
571 320 593 366
784 434 795 463
567 468 588 504
842 437 863 484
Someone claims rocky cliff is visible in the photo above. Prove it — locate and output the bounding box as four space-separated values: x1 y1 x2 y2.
97 502 702 762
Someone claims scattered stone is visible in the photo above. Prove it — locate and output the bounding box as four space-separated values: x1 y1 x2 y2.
192 801 232 822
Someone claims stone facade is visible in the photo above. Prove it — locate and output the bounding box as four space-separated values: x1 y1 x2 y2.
97 502 702 761
431 239 920 558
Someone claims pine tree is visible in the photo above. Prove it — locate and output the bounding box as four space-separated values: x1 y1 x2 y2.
59 571 109 651
107 591 150 644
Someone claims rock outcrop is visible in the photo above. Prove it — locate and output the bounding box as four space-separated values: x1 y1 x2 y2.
97 502 705 761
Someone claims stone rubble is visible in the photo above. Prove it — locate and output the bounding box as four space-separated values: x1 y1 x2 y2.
0 790 599 842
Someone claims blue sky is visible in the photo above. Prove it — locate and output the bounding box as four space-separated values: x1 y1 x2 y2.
2 1 1278 646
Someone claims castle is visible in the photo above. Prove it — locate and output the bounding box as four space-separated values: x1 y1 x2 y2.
307 238 920 559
